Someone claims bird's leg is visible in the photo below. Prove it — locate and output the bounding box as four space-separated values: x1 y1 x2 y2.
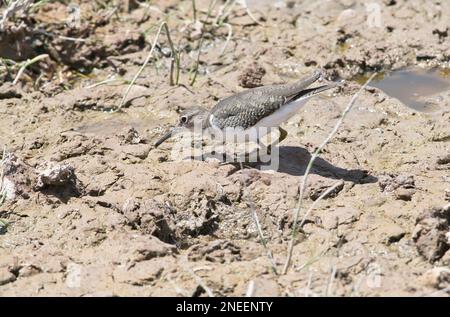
256 130 271 157
260 141 271 156
260 127 287 157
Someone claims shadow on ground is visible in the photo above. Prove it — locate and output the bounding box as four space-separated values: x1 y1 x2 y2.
195 145 378 183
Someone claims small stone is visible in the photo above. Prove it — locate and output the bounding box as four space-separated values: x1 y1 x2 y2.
437 154 450 165
0 82 22 99
18 265 41 278
35 164 76 189
394 188 414 201
379 173 415 192
384 223 406 244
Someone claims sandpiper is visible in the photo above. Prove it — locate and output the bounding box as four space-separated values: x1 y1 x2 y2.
155 70 340 150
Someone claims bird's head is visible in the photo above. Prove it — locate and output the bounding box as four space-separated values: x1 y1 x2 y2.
154 107 209 148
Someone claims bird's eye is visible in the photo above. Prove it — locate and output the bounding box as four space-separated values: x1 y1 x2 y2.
180 116 188 124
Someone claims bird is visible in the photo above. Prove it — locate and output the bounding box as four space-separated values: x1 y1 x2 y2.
154 70 340 151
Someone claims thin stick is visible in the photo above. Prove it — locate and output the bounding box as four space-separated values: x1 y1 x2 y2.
118 22 165 110
189 0 218 86
85 76 119 89
295 242 331 273
192 0 197 23
0 0 33 31
166 274 190 297
163 23 179 86
304 269 313 297
245 280 255 297
13 54 48 85
325 265 337 297
219 23 233 56
186 266 215 297
298 180 344 229
215 0 236 25
212 0 228 25
236 0 263 26
282 74 377 275
0 147 7 205
135 0 165 15
351 274 365 297
239 163 278 275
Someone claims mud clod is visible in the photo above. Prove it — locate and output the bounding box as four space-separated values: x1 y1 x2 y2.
379 173 415 192
394 188 414 201
0 83 22 99
36 164 76 188
238 62 266 88
412 205 450 263
121 198 175 244
118 128 144 145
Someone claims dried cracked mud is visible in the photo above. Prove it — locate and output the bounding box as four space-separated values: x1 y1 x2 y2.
0 0 449 296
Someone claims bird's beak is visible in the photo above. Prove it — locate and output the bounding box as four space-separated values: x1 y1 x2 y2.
154 128 175 148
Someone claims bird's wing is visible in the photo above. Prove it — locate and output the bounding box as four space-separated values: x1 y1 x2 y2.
210 71 336 130
210 88 288 130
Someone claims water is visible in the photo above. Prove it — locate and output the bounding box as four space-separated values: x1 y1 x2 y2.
361 68 450 112
73 108 161 136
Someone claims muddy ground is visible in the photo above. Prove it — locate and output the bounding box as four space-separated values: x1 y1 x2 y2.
0 0 449 296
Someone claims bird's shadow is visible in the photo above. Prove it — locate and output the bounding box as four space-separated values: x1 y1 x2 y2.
193 145 377 184
273 146 377 183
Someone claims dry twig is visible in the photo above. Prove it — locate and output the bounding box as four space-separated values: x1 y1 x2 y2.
282 73 377 274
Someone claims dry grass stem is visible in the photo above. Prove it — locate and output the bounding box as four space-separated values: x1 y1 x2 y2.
13 54 49 85
246 280 255 297
185 266 215 297
0 0 33 30
189 0 218 86
239 163 278 275
325 265 337 296
282 73 377 274
118 21 166 110
298 180 344 229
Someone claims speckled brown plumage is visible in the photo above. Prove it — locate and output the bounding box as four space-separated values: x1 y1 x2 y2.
155 70 339 148
210 70 332 130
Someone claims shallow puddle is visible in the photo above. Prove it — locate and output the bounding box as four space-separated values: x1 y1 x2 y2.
73 109 161 137
357 68 450 112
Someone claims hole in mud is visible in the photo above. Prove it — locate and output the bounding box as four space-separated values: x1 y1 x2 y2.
355 68 450 112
